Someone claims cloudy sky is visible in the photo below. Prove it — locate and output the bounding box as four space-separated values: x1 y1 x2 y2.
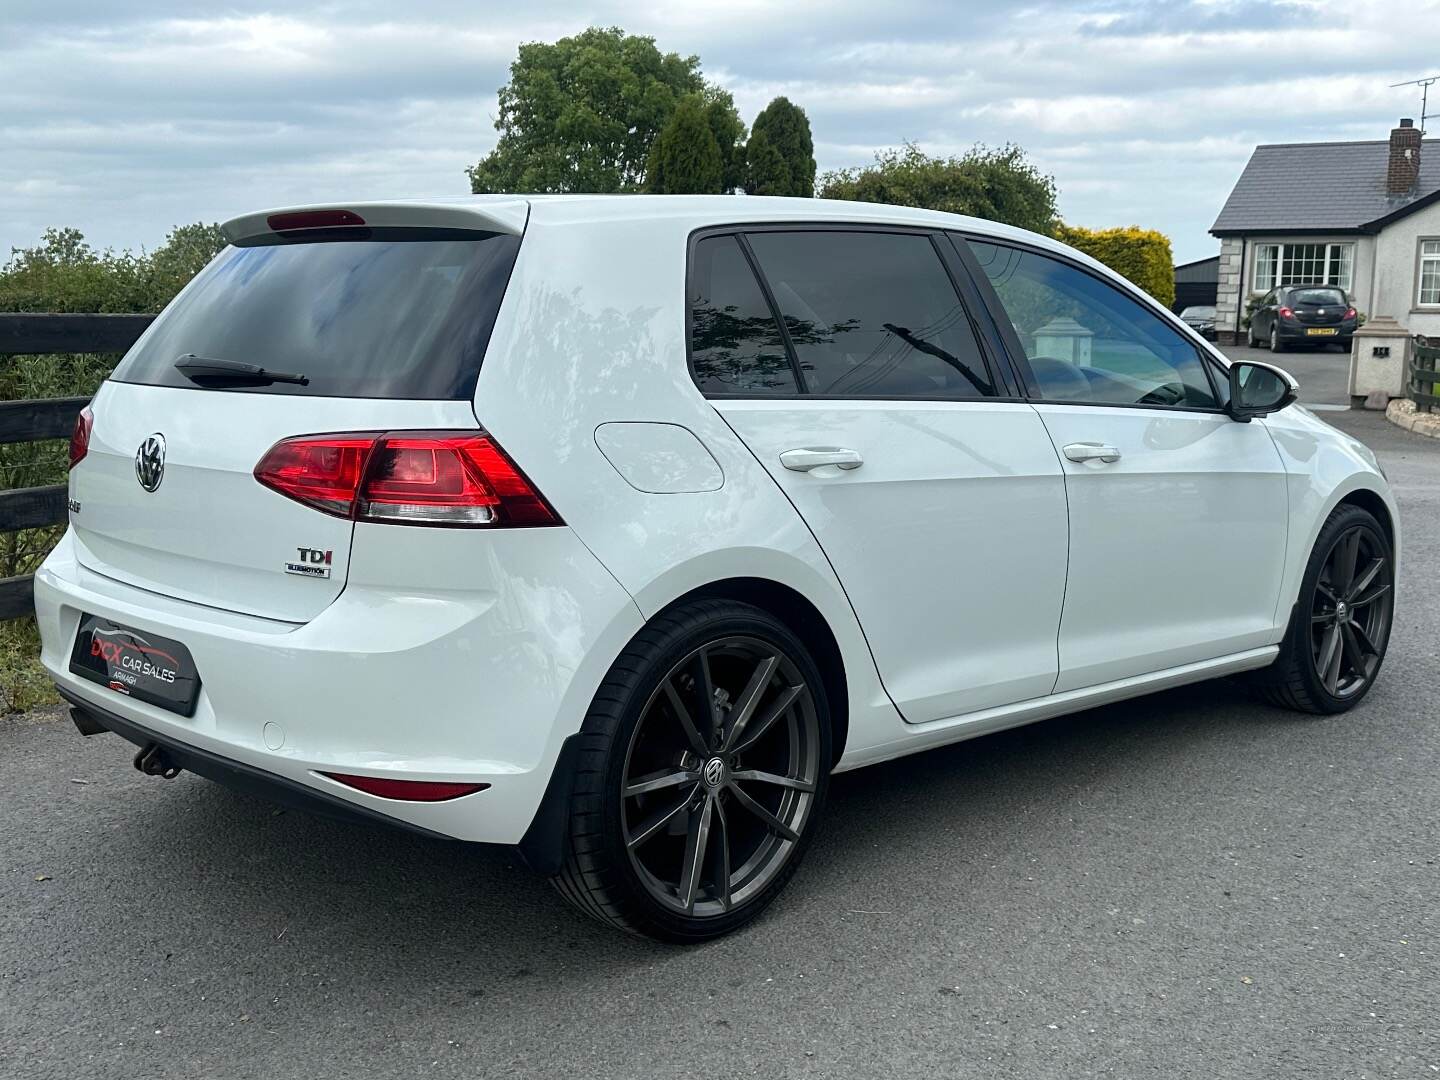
3 0 1438 264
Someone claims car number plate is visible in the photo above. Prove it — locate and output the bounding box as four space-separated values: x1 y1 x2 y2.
1306 328 1338 336
69 614 201 716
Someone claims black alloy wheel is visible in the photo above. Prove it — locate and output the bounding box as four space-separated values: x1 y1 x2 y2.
1253 504 1393 714
620 636 822 918
1308 524 1392 699
551 599 831 941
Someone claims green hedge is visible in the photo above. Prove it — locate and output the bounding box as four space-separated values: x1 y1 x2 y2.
1053 224 1175 308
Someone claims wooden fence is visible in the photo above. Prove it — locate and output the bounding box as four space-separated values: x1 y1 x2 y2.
0 313 153 619
1413 336 1439 414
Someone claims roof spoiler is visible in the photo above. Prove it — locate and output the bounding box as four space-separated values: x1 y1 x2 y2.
221 199 530 244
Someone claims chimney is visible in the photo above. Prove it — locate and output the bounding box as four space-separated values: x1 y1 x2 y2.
1387 118 1422 195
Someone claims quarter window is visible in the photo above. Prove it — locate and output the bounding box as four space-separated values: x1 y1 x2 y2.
1418 240 1440 306
743 231 995 398
689 235 798 394
967 239 1217 409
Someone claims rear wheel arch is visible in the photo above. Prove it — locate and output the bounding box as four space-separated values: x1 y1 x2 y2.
657 578 849 767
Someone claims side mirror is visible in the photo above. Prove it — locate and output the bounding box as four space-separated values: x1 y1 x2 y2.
1227 361 1298 421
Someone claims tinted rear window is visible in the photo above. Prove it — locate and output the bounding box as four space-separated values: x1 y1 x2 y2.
1289 288 1346 306
112 231 521 398
744 230 995 398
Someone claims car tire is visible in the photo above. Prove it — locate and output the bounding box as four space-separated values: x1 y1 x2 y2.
1270 325 1285 353
550 598 832 942
1247 323 1259 348
1251 504 1393 715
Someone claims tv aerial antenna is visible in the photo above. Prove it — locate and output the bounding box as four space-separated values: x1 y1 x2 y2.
1390 74 1440 133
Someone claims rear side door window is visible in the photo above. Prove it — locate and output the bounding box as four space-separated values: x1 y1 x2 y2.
743 230 996 398
964 239 1217 409
689 235 799 395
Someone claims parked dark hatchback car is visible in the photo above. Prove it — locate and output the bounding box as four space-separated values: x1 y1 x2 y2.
1248 285 1356 352
1178 304 1217 340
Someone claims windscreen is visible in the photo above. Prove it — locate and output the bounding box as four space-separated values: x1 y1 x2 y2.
111 230 521 399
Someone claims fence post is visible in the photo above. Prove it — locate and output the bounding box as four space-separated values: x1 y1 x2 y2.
1412 336 1439 414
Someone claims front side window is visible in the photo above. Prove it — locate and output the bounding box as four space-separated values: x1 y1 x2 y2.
1419 240 1440 306
968 239 1217 409
689 235 798 394
743 231 995 398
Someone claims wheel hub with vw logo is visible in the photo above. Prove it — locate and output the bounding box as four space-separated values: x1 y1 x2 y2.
134 434 166 492
701 756 728 788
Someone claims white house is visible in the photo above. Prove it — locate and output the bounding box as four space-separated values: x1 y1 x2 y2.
1210 119 1440 345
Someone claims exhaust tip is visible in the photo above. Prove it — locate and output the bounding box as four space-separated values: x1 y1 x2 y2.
68 706 108 738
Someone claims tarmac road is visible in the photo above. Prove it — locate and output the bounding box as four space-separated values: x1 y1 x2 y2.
2 405 1436 1080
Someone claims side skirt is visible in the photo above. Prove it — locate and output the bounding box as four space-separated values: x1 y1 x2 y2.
834 645 1279 773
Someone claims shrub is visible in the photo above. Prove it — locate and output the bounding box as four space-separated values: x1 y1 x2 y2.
1054 224 1175 308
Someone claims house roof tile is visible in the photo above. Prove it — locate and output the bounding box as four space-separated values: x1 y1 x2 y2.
1210 138 1440 234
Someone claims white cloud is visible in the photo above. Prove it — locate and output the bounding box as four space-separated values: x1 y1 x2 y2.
3 0 1439 263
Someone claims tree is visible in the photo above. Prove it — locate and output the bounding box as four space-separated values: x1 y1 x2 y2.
468 27 720 194
647 96 724 194
702 87 747 193
745 97 815 197
819 143 1058 235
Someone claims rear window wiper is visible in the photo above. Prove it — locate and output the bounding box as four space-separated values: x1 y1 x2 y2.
174 354 309 386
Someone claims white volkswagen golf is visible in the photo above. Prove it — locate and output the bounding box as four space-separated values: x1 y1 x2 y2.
38 196 1398 941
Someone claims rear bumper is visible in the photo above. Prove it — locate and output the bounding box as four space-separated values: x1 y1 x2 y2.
1278 322 1355 342
59 687 456 842
35 527 644 845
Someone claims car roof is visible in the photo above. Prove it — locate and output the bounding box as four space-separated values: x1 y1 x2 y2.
224 194 1082 262
220 195 1194 342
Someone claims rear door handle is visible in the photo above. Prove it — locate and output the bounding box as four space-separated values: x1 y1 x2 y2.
1062 442 1122 464
780 447 864 472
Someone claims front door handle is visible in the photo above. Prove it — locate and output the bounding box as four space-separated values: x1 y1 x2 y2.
1062 442 1122 464
780 447 864 472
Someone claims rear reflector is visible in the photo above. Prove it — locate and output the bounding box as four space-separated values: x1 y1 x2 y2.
69 405 93 471
322 772 490 802
266 209 366 231
254 430 561 527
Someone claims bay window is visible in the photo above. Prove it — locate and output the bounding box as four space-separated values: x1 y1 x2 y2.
1252 242 1354 293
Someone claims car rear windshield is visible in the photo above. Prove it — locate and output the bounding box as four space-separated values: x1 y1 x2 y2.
111 230 522 398
1290 288 1346 306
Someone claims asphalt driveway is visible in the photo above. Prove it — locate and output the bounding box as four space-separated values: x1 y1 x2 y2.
1218 340 1352 409
2 408 1436 1080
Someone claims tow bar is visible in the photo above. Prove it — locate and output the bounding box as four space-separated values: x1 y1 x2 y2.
133 742 182 779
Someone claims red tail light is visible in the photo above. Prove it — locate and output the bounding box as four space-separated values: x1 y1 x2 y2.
1345 307 1357 319
69 405 93 470
254 430 561 527
322 772 489 802
1278 306 1295 320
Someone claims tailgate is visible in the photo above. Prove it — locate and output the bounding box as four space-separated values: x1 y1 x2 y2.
71 382 480 622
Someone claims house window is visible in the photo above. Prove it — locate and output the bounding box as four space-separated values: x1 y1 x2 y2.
1253 242 1353 292
1419 240 1440 306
